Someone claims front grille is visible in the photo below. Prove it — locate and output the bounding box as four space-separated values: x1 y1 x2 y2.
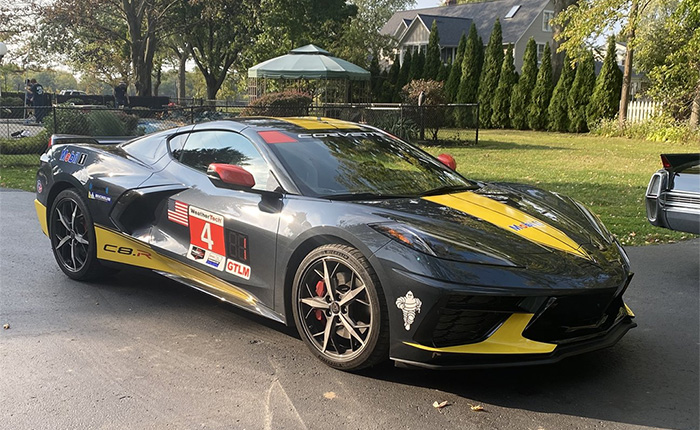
415 295 523 348
523 289 625 344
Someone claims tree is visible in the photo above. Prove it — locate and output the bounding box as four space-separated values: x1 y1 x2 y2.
456 23 481 126
333 0 414 69
554 0 655 127
478 19 504 128
43 0 179 96
410 50 425 82
491 45 518 129
396 50 412 102
551 0 579 81
180 0 260 100
383 54 401 102
369 55 382 101
445 33 467 102
568 51 596 132
424 20 442 80
528 43 554 130
548 54 575 132
587 35 623 128
510 38 538 129
437 61 451 82
635 0 700 128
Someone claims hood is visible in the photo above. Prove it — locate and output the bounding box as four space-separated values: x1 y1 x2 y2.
358 182 621 270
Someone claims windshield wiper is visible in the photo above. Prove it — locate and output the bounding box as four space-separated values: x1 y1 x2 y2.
420 184 478 196
320 192 413 201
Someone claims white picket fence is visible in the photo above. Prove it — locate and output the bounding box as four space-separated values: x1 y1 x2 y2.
626 100 663 123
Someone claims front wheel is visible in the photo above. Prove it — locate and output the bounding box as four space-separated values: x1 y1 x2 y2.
291 244 389 371
49 188 104 280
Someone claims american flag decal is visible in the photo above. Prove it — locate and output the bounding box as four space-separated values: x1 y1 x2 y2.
167 199 189 226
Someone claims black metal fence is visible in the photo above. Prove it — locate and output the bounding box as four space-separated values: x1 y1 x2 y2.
0 103 478 169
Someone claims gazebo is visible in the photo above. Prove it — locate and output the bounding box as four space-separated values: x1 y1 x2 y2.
247 45 370 104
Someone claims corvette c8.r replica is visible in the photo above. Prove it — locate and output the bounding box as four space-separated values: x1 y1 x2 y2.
35 117 635 371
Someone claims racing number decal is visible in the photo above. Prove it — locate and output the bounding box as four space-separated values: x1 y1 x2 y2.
225 230 251 280
189 206 225 255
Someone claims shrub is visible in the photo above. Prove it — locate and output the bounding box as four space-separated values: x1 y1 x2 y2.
241 91 312 117
478 18 503 128
45 108 139 136
527 42 553 131
445 33 467 102
587 35 623 128
568 51 596 133
0 96 26 119
592 116 700 143
371 115 418 141
0 130 49 154
510 38 538 130
456 23 481 127
548 54 575 132
491 45 518 129
403 79 447 141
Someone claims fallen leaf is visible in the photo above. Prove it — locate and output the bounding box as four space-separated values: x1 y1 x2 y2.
469 404 486 412
432 400 450 409
2 323 9 330
323 392 336 400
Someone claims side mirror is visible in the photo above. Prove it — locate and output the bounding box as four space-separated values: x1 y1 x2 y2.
207 163 256 189
437 153 457 170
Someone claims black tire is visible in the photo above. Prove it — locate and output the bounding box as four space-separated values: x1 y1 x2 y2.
49 188 104 281
291 244 389 371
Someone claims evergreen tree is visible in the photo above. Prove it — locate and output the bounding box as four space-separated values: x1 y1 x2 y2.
478 18 504 128
491 44 518 128
369 55 381 102
587 35 623 128
548 54 575 132
384 54 401 103
568 51 596 132
527 42 553 130
411 50 425 82
445 33 467 102
395 50 412 102
456 23 481 127
437 60 450 82
510 38 538 129
424 20 442 80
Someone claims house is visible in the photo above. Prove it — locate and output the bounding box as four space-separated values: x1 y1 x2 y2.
381 0 556 72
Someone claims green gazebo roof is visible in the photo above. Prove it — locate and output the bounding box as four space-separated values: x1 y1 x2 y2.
248 44 370 81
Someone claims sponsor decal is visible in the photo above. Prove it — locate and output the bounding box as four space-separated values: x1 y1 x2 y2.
36 179 43 194
87 191 112 203
187 244 225 271
226 259 251 280
509 220 544 231
59 148 87 165
297 131 383 139
396 291 422 330
189 206 225 256
167 199 189 226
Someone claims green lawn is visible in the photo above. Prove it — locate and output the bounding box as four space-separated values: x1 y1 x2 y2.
423 129 699 246
1 129 697 246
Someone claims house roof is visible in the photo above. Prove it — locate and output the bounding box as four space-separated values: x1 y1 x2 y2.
248 44 370 81
408 14 473 47
381 0 552 46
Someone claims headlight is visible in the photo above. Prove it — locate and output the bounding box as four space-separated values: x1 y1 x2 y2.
370 222 517 267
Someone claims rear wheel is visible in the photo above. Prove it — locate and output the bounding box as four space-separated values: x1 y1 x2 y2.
49 189 104 280
291 244 389 370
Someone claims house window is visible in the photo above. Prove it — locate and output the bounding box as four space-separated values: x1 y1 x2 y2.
543 10 554 32
536 43 546 65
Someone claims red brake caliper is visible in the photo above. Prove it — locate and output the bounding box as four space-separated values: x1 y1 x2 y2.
315 280 326 321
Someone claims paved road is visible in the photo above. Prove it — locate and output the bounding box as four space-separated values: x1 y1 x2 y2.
1 189 698 430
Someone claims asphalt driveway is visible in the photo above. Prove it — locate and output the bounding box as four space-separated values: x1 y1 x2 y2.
1 188 698 429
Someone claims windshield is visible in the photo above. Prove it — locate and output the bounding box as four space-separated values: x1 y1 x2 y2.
263 130 476 199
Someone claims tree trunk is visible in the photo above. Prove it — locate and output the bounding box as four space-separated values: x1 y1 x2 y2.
177 50 188 102
124 0 157 97
552 0 578 82
153 63 162 96
690 81 700 131
618 0 638 128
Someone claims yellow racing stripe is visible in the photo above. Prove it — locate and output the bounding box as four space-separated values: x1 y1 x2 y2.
274 116 362 130
405 313 556 354
35 199 49 236
423 191 591 259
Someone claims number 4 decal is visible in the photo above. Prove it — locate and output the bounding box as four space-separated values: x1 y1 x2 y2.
200 222 214 250
189 206 225 256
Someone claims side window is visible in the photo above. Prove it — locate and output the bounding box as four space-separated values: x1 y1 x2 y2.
177 130 275 191
169 133 188 159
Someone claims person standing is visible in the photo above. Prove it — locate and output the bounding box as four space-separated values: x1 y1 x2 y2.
114 81 128 108
30 79 48 123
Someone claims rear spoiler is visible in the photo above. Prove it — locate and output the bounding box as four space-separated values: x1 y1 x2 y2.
661 153 700 171
48 134 136 148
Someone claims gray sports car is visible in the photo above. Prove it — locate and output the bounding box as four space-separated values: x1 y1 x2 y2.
645 153 700 234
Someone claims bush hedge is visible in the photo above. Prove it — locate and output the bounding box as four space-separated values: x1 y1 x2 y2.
241 91 312 117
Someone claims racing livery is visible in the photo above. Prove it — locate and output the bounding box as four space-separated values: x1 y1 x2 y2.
35 117 636 370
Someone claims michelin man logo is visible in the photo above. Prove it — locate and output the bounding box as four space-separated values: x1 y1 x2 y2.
396 291 422 330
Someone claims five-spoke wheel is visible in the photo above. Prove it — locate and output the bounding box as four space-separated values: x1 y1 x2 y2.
292 244 388 370
49 189 102 280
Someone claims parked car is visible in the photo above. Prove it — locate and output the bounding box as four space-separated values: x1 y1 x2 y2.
645 153 700 234
34 117 636 371
59 90 87 96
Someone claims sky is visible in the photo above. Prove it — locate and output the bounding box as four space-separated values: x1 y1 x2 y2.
413 0 442 9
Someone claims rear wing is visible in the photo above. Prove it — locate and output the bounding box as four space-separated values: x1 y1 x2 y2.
48 134 136 148
661 153 700 171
